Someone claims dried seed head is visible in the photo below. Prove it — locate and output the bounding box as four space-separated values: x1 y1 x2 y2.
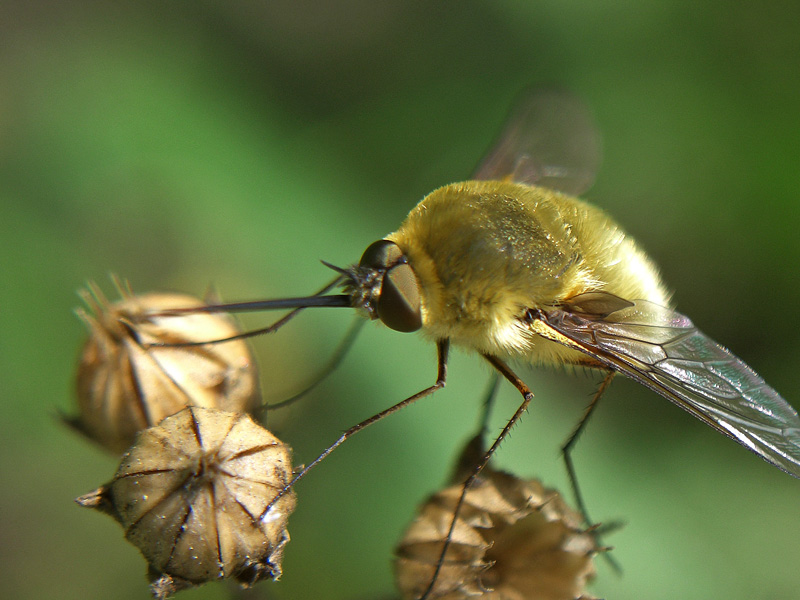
394 466 600 600
76 406 297 599
71 281 261 454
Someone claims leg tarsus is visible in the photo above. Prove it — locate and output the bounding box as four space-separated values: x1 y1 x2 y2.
561 370 622 573
259 340 450 521
418 355 533 600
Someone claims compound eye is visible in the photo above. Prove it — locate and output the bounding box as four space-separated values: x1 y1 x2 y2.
359 239 403 270
377 262 422 332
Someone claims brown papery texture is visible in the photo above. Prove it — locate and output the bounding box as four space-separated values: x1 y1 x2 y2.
72 282 261 454
76 406 296 599
394 467 599 600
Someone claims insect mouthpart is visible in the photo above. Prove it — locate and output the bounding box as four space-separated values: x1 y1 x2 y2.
340 263 382 322
343 239 423 333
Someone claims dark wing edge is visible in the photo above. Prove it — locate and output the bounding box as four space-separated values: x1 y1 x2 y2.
532 293 800 478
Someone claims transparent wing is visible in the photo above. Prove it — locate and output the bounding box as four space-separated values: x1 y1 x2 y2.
535 292 800 477
472 89 602 196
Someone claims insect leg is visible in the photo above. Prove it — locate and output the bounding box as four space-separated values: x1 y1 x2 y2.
259 339 450 520
562 370 614 523
260 317 366 416
478 372 502 433
450 373 502 485
561 369 619 570
418 355 533 600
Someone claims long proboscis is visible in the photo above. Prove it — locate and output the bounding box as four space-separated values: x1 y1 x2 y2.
141 277 352 346
151 293 352 317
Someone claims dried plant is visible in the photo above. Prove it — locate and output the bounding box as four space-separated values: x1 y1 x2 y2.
394 459 600 600
70 281 261 453
77 406 296 599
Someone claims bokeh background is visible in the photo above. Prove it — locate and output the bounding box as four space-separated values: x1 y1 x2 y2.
2 1 800 599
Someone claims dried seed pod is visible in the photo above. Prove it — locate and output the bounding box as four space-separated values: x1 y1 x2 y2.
394 466 600 600
71 281 261 454
76 406 297 599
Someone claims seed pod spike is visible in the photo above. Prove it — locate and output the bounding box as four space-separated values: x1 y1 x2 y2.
74 485 116 518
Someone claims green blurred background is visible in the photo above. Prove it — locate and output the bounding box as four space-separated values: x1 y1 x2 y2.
2 1 800 599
